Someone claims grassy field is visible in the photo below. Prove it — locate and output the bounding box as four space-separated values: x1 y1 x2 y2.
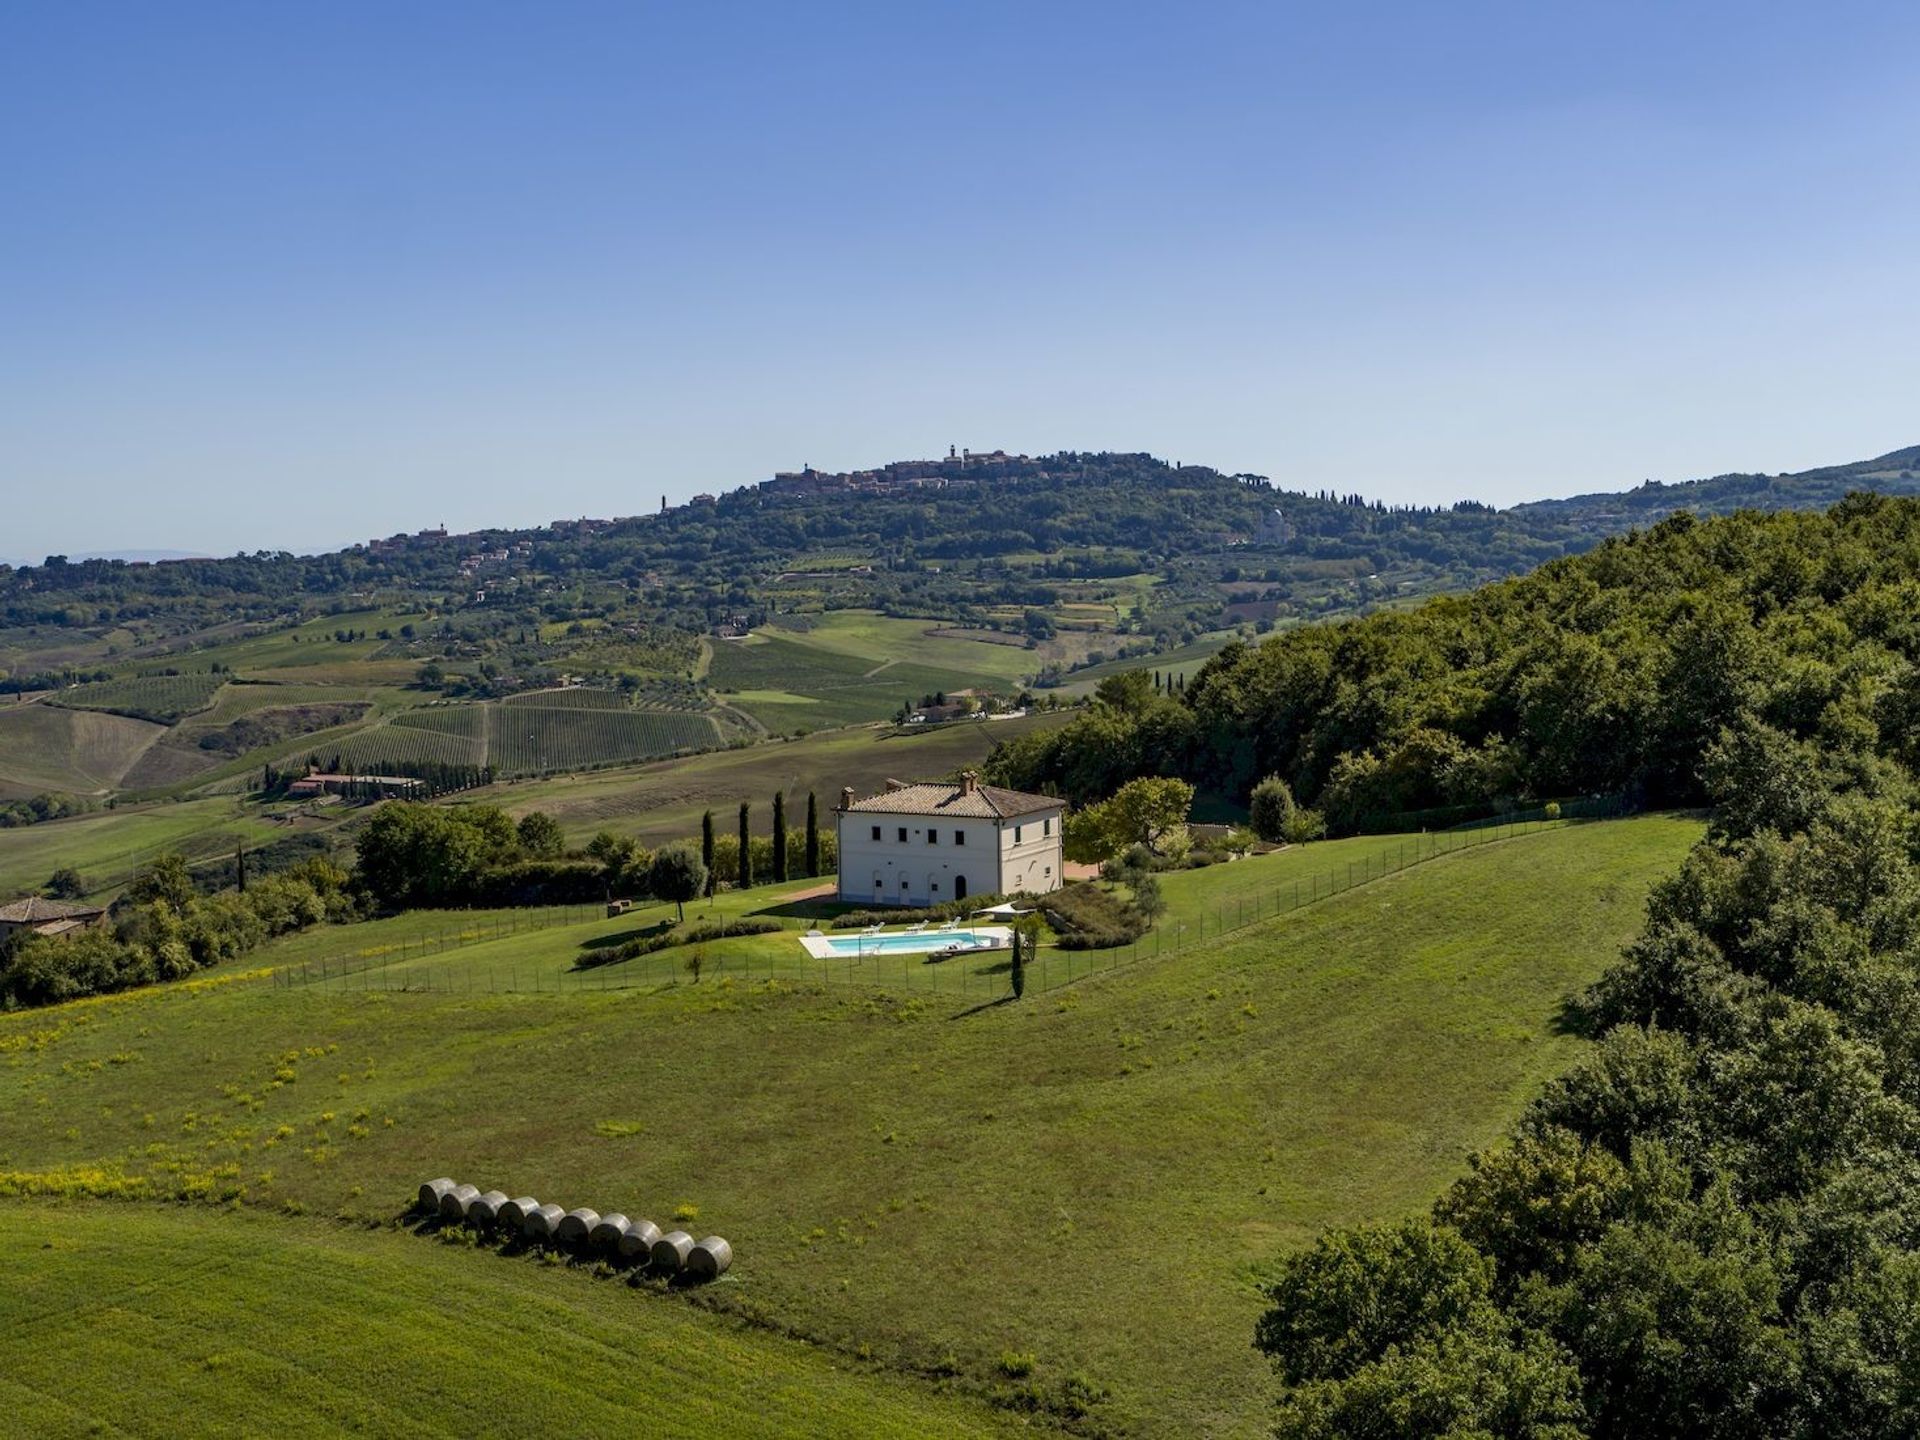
474 709 1072 846
0 813 1700 1433
709 612 1042 731
0 702 165 796
0 1204 1014 1439
0 797 297 899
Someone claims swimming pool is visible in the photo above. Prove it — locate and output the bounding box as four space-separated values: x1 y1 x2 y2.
799 925 1012 959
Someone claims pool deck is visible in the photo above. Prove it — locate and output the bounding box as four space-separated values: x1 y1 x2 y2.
799 924 1013 959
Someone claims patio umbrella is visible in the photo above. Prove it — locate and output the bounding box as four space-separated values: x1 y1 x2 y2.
972 902 1033 919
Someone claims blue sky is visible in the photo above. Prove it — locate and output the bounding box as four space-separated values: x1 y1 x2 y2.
4 1 1918 560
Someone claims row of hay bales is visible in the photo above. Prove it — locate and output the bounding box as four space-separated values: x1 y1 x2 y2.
418 1177 732 1281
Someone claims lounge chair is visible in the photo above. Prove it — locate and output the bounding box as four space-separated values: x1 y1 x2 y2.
936 918 959 933
861 922 883 935
904 921 927 934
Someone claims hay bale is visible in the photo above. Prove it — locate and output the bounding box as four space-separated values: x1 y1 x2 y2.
555 1207 601 1247
524 1202 565 1242
687 1236 733 1280
417 1177 457 1213
590 1213 631 1251
467 1189 509 1227
617 1219 661 1262
439 1182 481 1220
650 1229 694 1273
498 1196 539 1231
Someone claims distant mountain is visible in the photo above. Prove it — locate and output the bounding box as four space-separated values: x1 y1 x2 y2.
2 549 212 568
1511 444 1920 526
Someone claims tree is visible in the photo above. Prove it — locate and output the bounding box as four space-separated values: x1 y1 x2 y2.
1010 927 1026 999
128 852 196 910
1249 773 1297 842
737 802 752 889
649 841 707 923
516 810 566 858
43 867 87 900
415 661 445 689
700 809 716 898
771 791 788 882
1066 777 1196 862
235 842 247 895
804 791 820 877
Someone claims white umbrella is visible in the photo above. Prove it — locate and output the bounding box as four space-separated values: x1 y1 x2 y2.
972 902 1032 918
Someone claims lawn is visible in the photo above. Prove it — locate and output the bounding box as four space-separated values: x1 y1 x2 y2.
0 812 1699 1433
0 1203 1014 1439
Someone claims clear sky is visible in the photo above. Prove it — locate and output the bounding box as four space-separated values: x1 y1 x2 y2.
4 1 1918 562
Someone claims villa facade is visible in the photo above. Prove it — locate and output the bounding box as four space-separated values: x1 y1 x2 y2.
834 773 1064 907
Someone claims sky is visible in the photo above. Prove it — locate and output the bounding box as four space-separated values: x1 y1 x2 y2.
4 1 1919 562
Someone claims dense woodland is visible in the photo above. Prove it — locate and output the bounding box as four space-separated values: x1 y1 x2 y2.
987 493 1920 832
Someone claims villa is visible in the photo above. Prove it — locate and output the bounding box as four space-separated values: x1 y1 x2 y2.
834 772 1064 907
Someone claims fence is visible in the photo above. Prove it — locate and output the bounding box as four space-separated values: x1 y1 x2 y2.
275 809 1597 1003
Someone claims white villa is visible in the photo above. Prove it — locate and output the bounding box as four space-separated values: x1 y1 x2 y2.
834 772 1065 906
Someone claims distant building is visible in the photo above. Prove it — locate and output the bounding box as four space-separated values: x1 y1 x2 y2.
835 772 1064 907
287 771 426 799
0 896 109 944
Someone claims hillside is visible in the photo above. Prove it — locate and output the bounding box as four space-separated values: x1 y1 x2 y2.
0 814 1699 1434
1 442 1914 843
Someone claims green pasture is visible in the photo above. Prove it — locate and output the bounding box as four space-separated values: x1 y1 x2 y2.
0 812 1699 1433
477 709 1071 845
0 1204 1013 1439
0 702 164 796
0 797 291 899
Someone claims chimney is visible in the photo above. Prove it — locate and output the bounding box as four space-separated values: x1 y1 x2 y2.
960 771 979 795
884 777 907 793
839 786 855 811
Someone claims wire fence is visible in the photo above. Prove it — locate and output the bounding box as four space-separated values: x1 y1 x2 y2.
275 806 1615 1002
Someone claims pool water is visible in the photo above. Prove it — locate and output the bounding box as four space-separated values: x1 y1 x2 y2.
802 926 1010 958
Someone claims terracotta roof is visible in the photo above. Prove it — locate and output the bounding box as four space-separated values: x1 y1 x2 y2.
844 781 1061 819
0 896 105 924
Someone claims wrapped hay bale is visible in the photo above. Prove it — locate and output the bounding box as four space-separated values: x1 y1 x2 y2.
467 1190 509 1227
555 1207 601 1247
650 1229 694 1273
417 1177 456 1213
524 1202 565 1242
617 1219 662 1263
498 1196 539 1231
590 1213 631 1251
440 1182 481 1220
687 1236 733 1281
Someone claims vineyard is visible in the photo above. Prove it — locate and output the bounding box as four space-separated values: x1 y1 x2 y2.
319 701 719 776
47 673 225 724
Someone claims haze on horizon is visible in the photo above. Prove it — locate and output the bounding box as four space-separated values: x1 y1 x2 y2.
4 1 1918 563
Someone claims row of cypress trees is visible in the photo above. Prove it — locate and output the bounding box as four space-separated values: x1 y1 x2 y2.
698 790 824 895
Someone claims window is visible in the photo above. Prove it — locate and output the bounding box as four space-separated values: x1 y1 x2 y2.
927 829 938 845
1043 817 1052 837
898 826 908 843
1014 824 1023 843
954 829 965 845
930 879 940 892
870 825 881 841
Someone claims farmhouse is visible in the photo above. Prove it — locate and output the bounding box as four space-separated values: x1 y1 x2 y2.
835 772 1064 907
287 771 426 798
0 896 108 944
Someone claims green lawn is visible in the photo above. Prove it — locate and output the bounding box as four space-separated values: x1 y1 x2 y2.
0 1203 1014 1439
0 813 1699 1434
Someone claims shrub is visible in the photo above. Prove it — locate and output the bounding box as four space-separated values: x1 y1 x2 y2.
1043 881 1154 950
1249 774 1297 842
1282 807 1327 844
575 916 781 970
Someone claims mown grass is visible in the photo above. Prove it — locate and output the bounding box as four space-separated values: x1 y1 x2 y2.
0 1203 1015 1438
0 814 1699 1434
0 702 165 796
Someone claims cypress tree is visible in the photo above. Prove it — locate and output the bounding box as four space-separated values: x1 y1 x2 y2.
771 791 788 882
1010 928 1026 999
700 809 716 898
236 843 247 895
804 791 820 878
737 801 752 889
